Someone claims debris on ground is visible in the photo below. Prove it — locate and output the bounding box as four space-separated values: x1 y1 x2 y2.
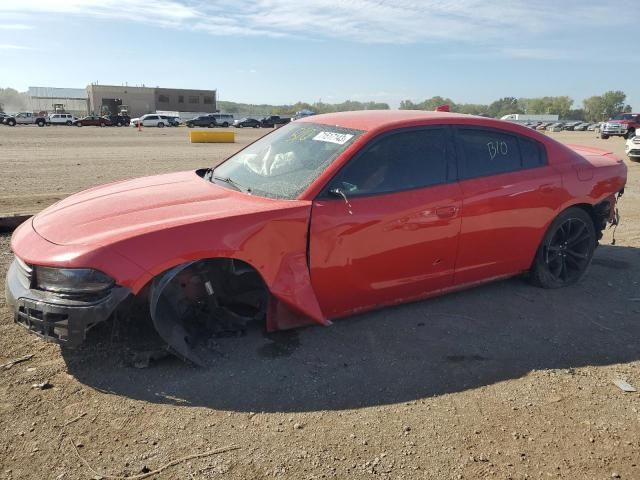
130 349 171 369
612 379 637 393
31 381 53 390
1 354 34 370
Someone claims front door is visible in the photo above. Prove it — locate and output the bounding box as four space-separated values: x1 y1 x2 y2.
309 126 463 319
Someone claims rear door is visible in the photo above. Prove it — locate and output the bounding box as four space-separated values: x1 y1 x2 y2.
309 126 463 319
452 126 562 285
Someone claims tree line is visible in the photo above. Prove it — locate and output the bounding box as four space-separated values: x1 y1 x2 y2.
217 99 390 116
399 91 631 122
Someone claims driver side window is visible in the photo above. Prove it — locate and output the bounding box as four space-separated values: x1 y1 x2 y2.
330 128 450 196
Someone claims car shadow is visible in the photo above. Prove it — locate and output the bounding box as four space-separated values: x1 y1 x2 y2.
62 244 640 412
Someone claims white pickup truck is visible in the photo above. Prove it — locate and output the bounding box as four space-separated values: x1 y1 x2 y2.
625 131 640 161
4 112 48 127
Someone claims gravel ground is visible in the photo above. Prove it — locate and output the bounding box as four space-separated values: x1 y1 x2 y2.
0 128 638 479
0 125 266 215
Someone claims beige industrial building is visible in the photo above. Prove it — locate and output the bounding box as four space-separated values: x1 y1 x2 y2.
27 87 89 117
86 84 217 117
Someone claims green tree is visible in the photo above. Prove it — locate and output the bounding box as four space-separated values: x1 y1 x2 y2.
399 100 417 109
583 91 627 121
487 97 523 118
454 103 490 115
566 109 585 121
520 96 573 118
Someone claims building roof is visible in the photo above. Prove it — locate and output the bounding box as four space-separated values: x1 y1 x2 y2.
28 86 87 99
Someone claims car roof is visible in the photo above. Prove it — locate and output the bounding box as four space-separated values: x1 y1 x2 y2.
298 110 503 132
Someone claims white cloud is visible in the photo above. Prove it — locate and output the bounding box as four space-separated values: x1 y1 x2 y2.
0 24 33 30
0 44 30 50
500 47 570 61
0 0 635 47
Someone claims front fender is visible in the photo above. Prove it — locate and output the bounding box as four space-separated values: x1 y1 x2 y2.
110 204 327 326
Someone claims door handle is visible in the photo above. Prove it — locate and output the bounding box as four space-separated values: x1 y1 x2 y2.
435 206 458 218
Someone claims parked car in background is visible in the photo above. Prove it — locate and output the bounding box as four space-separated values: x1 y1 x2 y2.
211 113 234 127
0 112 10 124
260 115 291 128
73 115 112 127
5 111 626 364
562 122 582 131
160 115 180 127
536 122 554 131
573 123 589 131
292 109 316 120
130 114 170 128
548 123 565 132
233 117 261 128
185 115 218 128
600 113 640 139
107 114 131 127
5 112 48 127
48 113 77 126
625 131 640 161
587 123 601 131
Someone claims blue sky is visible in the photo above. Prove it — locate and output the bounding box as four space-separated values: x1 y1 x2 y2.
0 0 638 109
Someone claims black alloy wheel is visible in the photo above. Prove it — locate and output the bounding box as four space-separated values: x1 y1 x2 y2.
531 208 596 288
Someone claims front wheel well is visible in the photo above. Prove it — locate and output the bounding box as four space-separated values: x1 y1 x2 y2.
146 257 270 364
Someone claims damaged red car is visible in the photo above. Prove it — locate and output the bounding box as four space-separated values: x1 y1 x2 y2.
6 111 626 364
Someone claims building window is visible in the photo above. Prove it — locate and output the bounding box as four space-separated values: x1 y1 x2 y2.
158 94 170 103
203 96 214 105
188 96 200 104
178 95 184 103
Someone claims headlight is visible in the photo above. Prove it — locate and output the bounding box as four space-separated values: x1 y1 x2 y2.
34 267 114 294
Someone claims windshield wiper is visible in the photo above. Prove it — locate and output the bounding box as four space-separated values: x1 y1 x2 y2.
212 174 250 193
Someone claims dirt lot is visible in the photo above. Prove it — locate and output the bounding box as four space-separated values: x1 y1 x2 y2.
0 126 639 479
0 125 266 215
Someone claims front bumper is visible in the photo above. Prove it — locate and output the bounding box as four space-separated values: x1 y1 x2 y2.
602 125 627 135
5 259 130 348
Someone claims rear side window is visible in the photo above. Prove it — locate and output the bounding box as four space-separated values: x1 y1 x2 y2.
519 137 546 169
330 128 450 196
456 128 545 179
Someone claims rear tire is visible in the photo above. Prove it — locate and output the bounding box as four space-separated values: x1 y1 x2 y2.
600 134 609 139
36 120 45 127
158 122 165 128
7 119 16 126
209 122 216 128
222 122 229 127
66 121 72 126
76 122 83 127
530 207 596 289
116 121 123 127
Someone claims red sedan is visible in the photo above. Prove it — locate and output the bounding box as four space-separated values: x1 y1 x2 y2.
6 111 627 364
74 115 112 127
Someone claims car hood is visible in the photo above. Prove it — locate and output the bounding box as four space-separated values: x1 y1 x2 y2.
33 170 305 246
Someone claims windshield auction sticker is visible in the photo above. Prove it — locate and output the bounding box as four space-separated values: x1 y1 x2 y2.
313 131 354 145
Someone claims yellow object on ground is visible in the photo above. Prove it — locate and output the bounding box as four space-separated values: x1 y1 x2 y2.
189 131 235 143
